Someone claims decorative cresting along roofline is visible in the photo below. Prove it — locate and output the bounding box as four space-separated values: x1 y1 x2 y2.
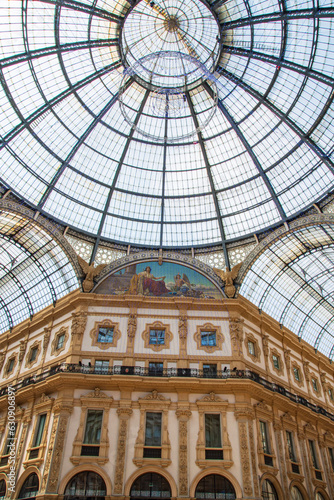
0 200 82 279
92 250 226 295
236 213 334 288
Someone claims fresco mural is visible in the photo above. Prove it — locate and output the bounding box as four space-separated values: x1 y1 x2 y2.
95 261 223 299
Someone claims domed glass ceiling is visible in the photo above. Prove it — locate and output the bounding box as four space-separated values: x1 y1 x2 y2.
0 0 333 248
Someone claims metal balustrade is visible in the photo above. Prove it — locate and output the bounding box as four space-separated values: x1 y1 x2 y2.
1 363 334 422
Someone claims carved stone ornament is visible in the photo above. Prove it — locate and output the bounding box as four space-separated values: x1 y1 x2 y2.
198 392 226 403
43 327 51 354
18 340 27 364
127 313 137 338
25 340 42 369
140 389 166 401
213 262 243 298
0 352 5 372
85 387 110 399
50 326 69 356
78 255 107 292
178 315 188 340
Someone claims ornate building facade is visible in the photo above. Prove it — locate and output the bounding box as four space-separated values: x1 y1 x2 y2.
0 257 333 500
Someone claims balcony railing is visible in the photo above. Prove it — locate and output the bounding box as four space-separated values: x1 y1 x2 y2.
1 364 334 422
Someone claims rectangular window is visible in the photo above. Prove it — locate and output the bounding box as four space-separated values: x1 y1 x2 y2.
7 358 15 374
329 388 333 401
203 364 217 377
148 362 163 376
309 440 319 469
149 329 165 345
97 327 114 343
286 431 296 462
56 333 65 350
248 341 255 355
328 448 334 471
272 354 280 370
293 367 300 381
94 360 109 373
312 378 318 392
260 421 270 455
201 331 216 346
145 412 162 446
83 410 103 445
33 414 46 447
205 414 222 448
30 347 38 363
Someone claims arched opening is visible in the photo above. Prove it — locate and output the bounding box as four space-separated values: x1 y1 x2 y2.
130 472 171 499
195 474 236 500
261 479 278 500
64 471 106 500
0 479 6 500
18 473 39 500
290 486 304 500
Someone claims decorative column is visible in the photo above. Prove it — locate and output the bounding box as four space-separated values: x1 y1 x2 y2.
273 420 289 497
297 427 313 497
175 409 191 496
229 317 244 360
41 401 73 494
178 314 188 367
114 408 133 494
319 435 334 499
247 415 260 499
234 408 255 499
125 312 137 364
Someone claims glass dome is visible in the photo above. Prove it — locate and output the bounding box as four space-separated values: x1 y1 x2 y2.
0 0 333 249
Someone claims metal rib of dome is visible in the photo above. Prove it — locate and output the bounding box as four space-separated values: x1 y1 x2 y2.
0 0 333 253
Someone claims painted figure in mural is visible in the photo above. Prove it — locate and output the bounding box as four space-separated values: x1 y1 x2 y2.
129 267 170 296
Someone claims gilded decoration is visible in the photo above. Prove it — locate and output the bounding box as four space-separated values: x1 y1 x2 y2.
133 390 171 467
142 321 173 352
244 332 261 363
77 255 107 292
238 421 253 496
194 323 224 353
270 348 284 376
90 319 121 350
114 408 133 494
25 340 42 369
176 408 192 496
18 340 27 364
50 326 69 356
3 354 17 379
229 317 244 356
213 262 243 298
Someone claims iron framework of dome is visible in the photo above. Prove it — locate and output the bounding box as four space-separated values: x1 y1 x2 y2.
0 0 333 258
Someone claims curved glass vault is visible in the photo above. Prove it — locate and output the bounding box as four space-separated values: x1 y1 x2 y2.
0 0 333 248
240 219 334 358
0 208 79 334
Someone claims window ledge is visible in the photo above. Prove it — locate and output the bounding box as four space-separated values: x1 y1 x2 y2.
196 459 233 469
70 455 109 465
133 457 171 468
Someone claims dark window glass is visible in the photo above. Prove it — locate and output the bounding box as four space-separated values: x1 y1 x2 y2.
286 431 296 462
201 331 216 346
309 440 319 468
260 421 270 454
18 473 39 499
272 355 280 370
203 364 217 376
97 327 114 343
0 479 6 499
56 333 65 350
329 388 333 401
329 448 334 471
7 358 15 373
293 367 300 381
291 486 304 500
149 362 163 375
149 329 165 345
33 414 46 447
261 479 278 500
312 378 318 392
195 474 236 499
30 347 38 363
205 414 222 448
64 471 106 498
84 410 103 444
145 412 162 446
130 472 171 498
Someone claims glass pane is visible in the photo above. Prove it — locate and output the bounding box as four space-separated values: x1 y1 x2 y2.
33 414 46 447
201 331 217 346
205 414 222 448
149 329 165 345
97 327 114 343
84 410 103 444
145 412 162 446
260 421 270 454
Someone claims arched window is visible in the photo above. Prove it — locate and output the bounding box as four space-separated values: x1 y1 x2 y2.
0 479 6 500
64 471 106 500
130 473 171 499
195 474 236 500
316 493 325 500
291 486 304 500
261 479 278 500
18 473 39 499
